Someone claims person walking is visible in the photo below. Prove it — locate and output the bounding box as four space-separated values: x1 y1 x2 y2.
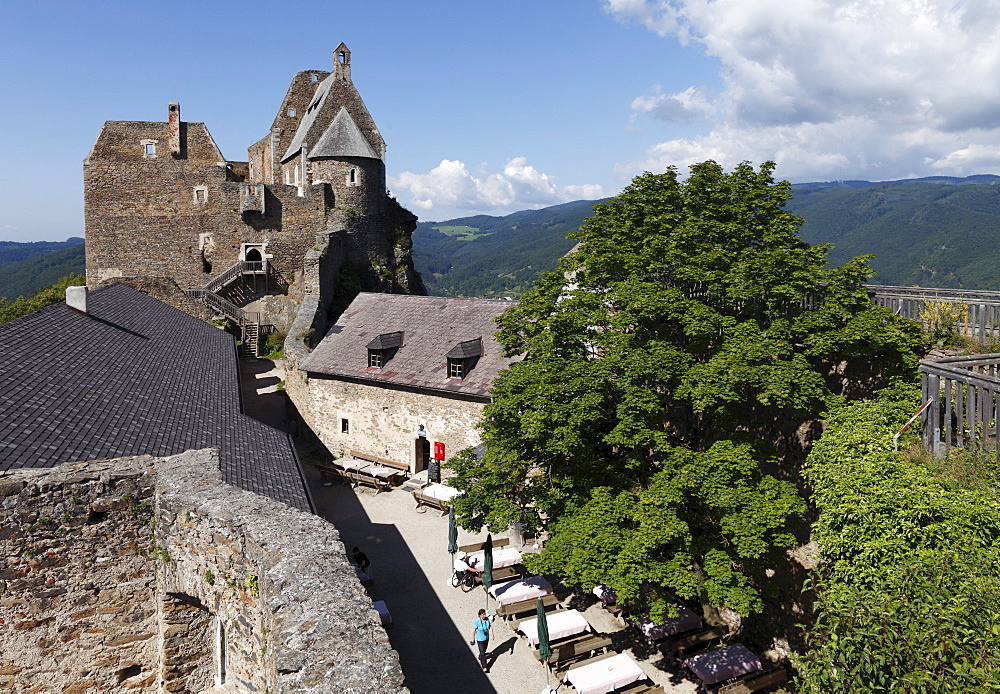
470 608 493 672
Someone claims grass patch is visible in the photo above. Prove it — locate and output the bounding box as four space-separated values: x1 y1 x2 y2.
432 225 491 241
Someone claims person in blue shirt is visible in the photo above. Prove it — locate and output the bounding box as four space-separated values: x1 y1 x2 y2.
470 608 493 672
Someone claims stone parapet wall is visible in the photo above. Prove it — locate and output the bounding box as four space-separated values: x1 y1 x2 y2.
0 457 160 692
0 451 406 693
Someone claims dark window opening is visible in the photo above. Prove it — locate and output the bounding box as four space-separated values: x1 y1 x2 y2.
446 338 482 379
245 248 262 263
338 51 346 64
201 255 213 274
349 168 357 184
341 418 349 434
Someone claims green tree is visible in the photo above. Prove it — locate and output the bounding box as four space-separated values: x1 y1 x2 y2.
449 161 921 617
0 273 86 325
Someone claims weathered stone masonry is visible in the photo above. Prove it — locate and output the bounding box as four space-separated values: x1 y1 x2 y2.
0 450 406 694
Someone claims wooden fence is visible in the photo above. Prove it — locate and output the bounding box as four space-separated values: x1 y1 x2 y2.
867 284 1000 341
920 354 1000 458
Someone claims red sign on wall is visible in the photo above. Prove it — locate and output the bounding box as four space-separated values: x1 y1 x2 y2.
434 442 445 460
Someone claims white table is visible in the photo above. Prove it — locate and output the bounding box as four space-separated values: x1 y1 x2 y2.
339 458 369 472
365 464 399 480
564 653 645 694
422 483 459 502
468 546 522 569
518 608 590 646
488 576 552 606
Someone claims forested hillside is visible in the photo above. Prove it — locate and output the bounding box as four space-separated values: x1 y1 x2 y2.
411 175 1000 297
789 175 1000 288
412 199 605 297
0 239 85 300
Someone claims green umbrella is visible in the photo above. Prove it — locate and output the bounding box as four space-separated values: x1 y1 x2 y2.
537 596 552 685
482 533 494 608
447 505 458 555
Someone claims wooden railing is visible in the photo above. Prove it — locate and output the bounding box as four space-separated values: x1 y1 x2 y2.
867 285 1000 341
920 354 1000 458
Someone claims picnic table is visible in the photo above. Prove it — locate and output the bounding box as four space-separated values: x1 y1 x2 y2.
422 483 459 502
468 546 522 569
518 608 590 646
564 652 645 694
684 644 763 686
637 606 703 643
337 458 369 471
488 575 553 606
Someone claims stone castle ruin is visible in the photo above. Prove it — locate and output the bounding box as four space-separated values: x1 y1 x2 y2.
83 43 424 353
0 46 424 693
0 449 404 693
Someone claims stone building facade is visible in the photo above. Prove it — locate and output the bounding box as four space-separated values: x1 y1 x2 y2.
288 293 519 473
84 43 423 336
0 449 405 693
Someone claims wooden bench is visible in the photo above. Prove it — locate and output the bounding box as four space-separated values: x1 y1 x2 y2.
349 450 409 485
342 469 391 494
660 625 729 660
538 634 613 671
490 565 522 583
565 650 618 671
459 537 511 553
411 489 450 515
497 593 560 622
617 684 664 694
715 667 787 694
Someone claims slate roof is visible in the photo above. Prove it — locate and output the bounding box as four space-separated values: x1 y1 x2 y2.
310 107 379 159
0 284 312 512
300 293 519 399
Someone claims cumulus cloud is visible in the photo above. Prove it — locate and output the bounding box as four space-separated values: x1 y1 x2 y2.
390 158 604 218
606 0 1000 181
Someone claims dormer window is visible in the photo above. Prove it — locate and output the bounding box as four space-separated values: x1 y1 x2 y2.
366 331 403 368
446 338 482 380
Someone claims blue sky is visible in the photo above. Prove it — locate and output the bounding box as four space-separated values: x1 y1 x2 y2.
2 0 999 241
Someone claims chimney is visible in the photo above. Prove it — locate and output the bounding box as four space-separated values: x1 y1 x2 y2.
168 102 181 156
66 286 88 314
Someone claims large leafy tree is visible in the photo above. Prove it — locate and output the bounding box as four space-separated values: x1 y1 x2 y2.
449 161 921 616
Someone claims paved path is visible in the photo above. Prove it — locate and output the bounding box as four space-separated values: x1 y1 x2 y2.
240 357 700 694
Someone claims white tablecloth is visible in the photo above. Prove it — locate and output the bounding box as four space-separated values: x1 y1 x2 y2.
366 464 398 480
339 458 369 472
468 546 522 569
422 483 459 501
564 653 645 694
518 608 590 646
488 576 553 606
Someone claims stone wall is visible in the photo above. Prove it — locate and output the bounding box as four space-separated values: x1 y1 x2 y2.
0 457 160 692
289 376 486 473
84 118 333 293
0 450 406 694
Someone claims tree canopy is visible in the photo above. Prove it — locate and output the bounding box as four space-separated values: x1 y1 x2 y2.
448 161 921 617
796 385 1000 691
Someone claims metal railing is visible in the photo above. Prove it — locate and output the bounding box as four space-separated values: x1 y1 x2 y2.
204 260 268 294
920 354 1000 458
185 288 258 327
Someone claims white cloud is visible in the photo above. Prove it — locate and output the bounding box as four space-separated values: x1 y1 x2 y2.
606 0 1000 181
390 158 604 218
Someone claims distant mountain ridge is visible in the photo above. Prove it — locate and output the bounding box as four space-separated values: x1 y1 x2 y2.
411 175 1000 296
0 239 85 299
